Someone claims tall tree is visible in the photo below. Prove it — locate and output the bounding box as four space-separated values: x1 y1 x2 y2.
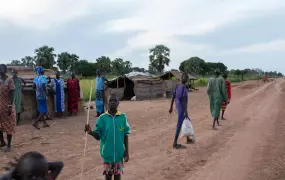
149 44 170 74
21 56 35 67
179 57 207 76
123 60 132 74
70 54 79 72
96 56 112 74
34 45 57 69
57 52 72 73
75 60 97 76
111 58 125 75
10 60 22 66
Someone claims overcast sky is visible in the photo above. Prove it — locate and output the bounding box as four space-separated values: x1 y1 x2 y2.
0 0 284 72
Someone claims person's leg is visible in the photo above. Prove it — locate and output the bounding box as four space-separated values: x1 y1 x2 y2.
114 175 121 180
0 131 6 147
221 110 226 120
173 112 185 149
42 113 50 128
217 117 221 126
212 118 217 130
6 134 12 150
16 113 20 125
105 175 112 180
32 113 43 129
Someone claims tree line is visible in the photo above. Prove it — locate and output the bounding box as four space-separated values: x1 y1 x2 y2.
6 44 283 78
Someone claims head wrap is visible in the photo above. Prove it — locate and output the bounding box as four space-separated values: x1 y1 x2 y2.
34 66 44 75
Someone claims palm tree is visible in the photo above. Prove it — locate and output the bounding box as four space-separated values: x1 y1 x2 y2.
21 56 35 67
34 45 57 69
149 44 170 74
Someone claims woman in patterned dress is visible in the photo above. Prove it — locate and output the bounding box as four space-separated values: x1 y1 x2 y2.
0 64 16 152
67 72 80 116
51 71 65 118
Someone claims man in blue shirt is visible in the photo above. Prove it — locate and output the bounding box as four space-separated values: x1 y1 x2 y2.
32 66 50 129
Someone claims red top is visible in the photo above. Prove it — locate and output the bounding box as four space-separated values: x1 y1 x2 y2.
225 80 231 100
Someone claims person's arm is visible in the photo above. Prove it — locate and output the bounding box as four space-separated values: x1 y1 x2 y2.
181 85 188 117
85 116 104 141
169 86 177 113
77 79 80 98
220 79 228 102
8 79 15 114
48 161 64 179
0 169 14 180
124 116 131 162
21 78 26 86
42 83 48 97
207 80 211 95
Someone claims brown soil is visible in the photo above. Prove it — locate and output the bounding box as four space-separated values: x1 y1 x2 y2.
1 79 285 180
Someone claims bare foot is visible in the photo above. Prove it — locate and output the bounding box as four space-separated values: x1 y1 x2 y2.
212 127 218 130
32 123 40 130
3 146 11 152
43 124 50 128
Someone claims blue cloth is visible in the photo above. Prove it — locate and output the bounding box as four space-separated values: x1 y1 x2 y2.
37 99 48 113
96 90 104 114
34 75 48 100
34 66 44 75
173 84 188 137
96 77 105 90
51 78 65 112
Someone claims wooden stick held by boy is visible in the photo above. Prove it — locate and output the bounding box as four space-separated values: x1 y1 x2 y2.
85 93 131 180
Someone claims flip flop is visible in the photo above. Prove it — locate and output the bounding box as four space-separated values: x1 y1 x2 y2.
173 144 186 149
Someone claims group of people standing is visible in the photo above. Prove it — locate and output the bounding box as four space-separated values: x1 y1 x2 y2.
169 69 232 149
0 64 82 151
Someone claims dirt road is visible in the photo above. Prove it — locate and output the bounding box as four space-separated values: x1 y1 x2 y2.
1 79 285 180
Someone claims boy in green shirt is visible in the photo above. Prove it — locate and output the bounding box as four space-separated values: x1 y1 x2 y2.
85 93 131 180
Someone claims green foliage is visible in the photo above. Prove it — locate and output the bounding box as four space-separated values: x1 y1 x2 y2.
57 52 72 73
21 56 35 67
9 60 22 66
149 44 170 73
34 45 57 69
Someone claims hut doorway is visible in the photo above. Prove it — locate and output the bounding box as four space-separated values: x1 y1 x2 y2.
107 77 135 100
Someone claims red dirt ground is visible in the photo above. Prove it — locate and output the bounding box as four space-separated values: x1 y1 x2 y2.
1 79 285 180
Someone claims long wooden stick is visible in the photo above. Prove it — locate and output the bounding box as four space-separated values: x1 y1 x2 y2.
80 80 93 180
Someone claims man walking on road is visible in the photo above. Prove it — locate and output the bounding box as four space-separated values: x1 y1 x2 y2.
207 69 228 130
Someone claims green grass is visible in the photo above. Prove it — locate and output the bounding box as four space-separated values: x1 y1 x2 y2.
79 76 117 101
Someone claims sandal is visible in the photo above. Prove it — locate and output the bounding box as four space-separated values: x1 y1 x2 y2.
173 144 186 149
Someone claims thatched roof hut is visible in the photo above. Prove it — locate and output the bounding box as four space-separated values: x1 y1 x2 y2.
105 74 164 101
6 66 85 121
159 71 197 98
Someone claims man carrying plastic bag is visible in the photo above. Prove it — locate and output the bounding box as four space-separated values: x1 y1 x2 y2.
169 73 195 149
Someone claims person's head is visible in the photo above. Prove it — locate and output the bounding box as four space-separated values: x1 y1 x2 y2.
35 66 44 76
12 70 18 78
108 93 119 112
97 69 101 77
0 64 8 76
214 69 221 77
181 72 189 84
56 71 60 79
71 72 75 78
222 73 228 79
13 152 49 180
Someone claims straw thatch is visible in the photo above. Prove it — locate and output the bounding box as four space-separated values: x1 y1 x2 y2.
133 79 164 100
6 66 85 121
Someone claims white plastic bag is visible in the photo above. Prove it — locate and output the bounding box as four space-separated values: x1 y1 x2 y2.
181 117 194 137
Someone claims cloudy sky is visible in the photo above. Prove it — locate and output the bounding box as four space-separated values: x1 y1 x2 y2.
0 0 285 72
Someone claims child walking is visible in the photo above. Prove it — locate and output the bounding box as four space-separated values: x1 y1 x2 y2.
85 93 131 180
0 151 64 180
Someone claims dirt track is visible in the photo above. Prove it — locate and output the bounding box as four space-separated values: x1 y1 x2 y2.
1 79 285 180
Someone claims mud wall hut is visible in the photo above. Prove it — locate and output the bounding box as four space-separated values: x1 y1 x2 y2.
105 74 164 101
7 66 85 121
159 71 197 98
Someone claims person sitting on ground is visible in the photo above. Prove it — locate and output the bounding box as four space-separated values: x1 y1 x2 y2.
85 93 131 180
0 151 64 180
169 73 195 149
